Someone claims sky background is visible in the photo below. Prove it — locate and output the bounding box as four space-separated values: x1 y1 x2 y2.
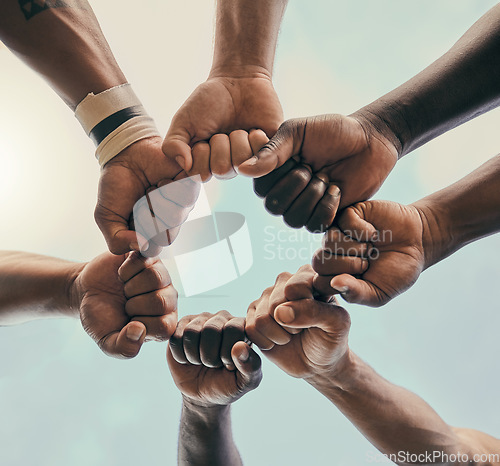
0 1 499 465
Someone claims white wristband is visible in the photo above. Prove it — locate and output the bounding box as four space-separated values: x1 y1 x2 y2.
74 83 160 167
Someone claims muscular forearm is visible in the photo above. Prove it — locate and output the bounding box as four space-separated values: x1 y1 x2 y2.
309 351 499 465
0 0 126 108
413 154 500 269
0 251 82 325
354 4 500 157
210 0 288 77
178 397 242 466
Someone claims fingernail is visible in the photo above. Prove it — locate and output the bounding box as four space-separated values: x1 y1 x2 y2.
327 185 340 196
276 305 295 324
175 156 185 170
331 282 349 294
238 345 250 362
244 156 258 166
126 325 144 342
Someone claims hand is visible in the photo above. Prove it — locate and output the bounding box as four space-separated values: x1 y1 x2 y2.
312 200 428 307
238 114 399 232
72 251 178 358
95 137 200 256
167 311 262 407
162 71 283 180
245 265 351 381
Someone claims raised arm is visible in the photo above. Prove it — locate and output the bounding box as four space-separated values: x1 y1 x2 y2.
312 154 500 306
0 1 198 256
167 311 262 465
162 0 286 180
239 4 500 232
0 250 178 358
245 266 500 465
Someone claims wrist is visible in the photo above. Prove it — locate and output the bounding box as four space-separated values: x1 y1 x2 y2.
182 395 231 420
411 199 453 270
209 63 273 80
67 262 87 318
305 347 355 393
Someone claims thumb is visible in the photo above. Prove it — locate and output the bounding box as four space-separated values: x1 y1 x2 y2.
330 273 385 307
337 204 378 243
232 342 263 391
98 321 147 359
238 119 304 177
274 299 350 335
162 132 193 172
95 208 146 255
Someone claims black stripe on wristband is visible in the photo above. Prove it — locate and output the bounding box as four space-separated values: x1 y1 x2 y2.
89 105 144 146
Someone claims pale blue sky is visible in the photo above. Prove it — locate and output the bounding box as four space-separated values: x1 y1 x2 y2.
0 1 499 465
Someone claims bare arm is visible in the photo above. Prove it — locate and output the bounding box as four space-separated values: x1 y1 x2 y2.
0 0 126 109
356 4 500 157
0 251 80 325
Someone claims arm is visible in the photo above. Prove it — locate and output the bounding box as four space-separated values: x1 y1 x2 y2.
0 1 196 256
0 250 178 358
246 266 500 465
311 154 500 306
356 3 500 157
0 251 81 325
0 0 125 109
239 5 500 232
167 311 262 465
162 0 286 180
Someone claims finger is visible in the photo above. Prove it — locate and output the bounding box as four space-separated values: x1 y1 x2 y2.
265 165 313 216
245 303 275 351
146 187 192 230
274 299 351 335
283 174 329 228
123 259 172 298
95 208 142 255
311 251 369 276
232 342 263 392
132 197 161 246
229 130 253 170
125 285 178 316
118 251 152 282
132 313 177 342
221 317 246 370
188 141 212 182
238 119 305 177
158 177 201 208
137 240 163 258
169 315 196 364
313 274 340 297
98 321 146 359
162 134 193 172
321 228 371 257
253 157 299 198
284 264 315 301
306 185 341 233
329 274 387 307
209 133 236 180
247 129 269 157
199 311 232 368
183 312 212 365
337 204 378 242
252 291 292 346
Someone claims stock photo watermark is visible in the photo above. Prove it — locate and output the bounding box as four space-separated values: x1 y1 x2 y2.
366 450 500 464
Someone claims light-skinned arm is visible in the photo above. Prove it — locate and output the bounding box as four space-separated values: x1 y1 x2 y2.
245 266 500 465
167 311 262 465
239 4 500 232
162 0 286 181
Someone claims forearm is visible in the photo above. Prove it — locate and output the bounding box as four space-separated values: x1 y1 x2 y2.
178 397 242 466
309 351 477 465
413 154 500 269
0 251 82 325
210 0 288 77
0 0 126 108
354 4 500 157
